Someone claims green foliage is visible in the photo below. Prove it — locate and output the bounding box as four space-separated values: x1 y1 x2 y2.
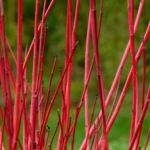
3 0 150 149
4 0 150 92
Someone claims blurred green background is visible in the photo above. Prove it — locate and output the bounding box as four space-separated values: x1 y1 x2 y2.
2 0 150 149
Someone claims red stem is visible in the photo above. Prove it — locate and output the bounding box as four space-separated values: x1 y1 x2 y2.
36 0 47 91
49 121 60 150
97 23 150 149
142 47 146 109
128 0 139 141
57 68 66 149
23 46 29 150
30 0 40 148
0 1 13 149
134 45 147 149
36 26 48 94
63 1 70 93
5 37 17 64
64 0 80 143
0 107 6 150
90 0 108 149
84 94 98 149
128 86 150 150
13 0 23 148
57 108 64 149
43 56 57 122
71 106 80 150
64 0 73 141
107 74 121 123
97 0 103 38
80 1 146 148
38 42 78 150
23 0 56 70
93 121 98 150
43 128 50 150
5 55 16 91
84 10 91 150
5 38 16 90
69 54 95 139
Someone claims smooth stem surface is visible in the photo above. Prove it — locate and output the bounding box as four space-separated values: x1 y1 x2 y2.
64 0 80 147
70 53 95 135
1 0 150 149
128 0 139 141
30 0 40 148
128 86 150 150
0 2 14 147
71 107 79 150
38 42 77 150
13 0 23 149
23 0 56 70
36 0 47 90
98 0 103 38
84 11 90 150
84 94 98 149
0 12 11 150
142 47 146 109
98 23 150 148
80 2 145 148
64 0 73 140
134 46 147 149
90 0 108 149
43 56 57 121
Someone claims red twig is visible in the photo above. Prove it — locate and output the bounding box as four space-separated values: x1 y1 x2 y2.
57 68 66 149
142 46 146 109
0 2 13 148
48 120 60 150
36 0 48 92
128 86 150 150
64 0 73 143
5 38 17 65
0 107 6 150
23 0 56 70
43 56 57 121
90 0 108 149
71 103 80 150
43 128 50 150
128 0 139 142
80 2 146 147
22 48 28 150
70 54 95 135
13 0 23 148
97 0 103 38
107 74 121 123
30 0 40 148
97 23 150 149
144 128 150 150
84 94 98 149
38 41 78 150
